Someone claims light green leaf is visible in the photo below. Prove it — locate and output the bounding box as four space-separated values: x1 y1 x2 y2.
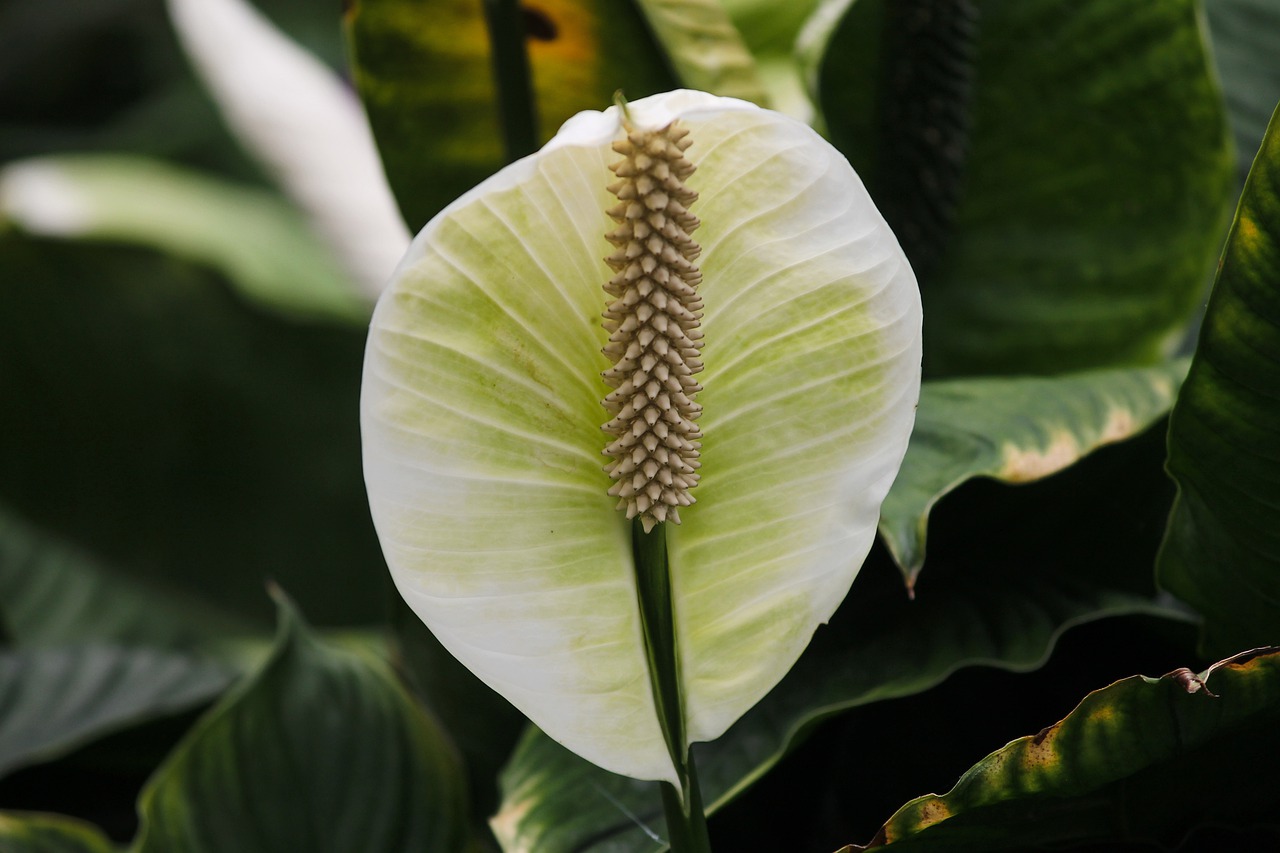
345 0 679 231
0 155 368 323
362 91 921 782
865 649 1280 850
804 0 1235 376
0 812 116 853
881 361 1188 585
632 0 767 105
133 592 470 853
721 0 822 120
0 508 250 649
1158 102 1280 654
0 645 232 777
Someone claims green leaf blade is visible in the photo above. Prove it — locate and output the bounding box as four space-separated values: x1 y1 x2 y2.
133 594 470 853
0 812 116 853
882 361 1188 582
807 0 1235 376
1159 102 1280 653
869 649 1280 850
0 646 232 777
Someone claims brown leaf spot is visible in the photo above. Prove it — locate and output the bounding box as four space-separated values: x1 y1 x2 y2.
915 797 952 829
999 431 1079 483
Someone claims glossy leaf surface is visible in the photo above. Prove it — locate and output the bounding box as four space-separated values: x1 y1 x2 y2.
133 594 469 853
806 0 1234 376
1159 103 1280 653
881 361 1187 583
0 645 231 777
865 650 1280 850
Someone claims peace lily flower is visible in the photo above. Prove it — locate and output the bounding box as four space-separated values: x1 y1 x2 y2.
361 90 922 784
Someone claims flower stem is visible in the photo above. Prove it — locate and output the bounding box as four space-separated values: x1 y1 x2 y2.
631 519 713 853
480 0 539 163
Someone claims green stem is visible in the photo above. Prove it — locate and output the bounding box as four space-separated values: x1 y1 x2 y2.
480 0 539 163
632 520 713 853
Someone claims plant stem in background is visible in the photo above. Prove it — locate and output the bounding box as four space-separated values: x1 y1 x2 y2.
632 520 713 852
480 0 539 162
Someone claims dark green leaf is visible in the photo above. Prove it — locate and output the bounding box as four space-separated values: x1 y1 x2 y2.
133 591 470 853
806 0 1235 376
0 237 388 627
882 361 1187 585
0 645 232 777
1158 102 1280 654
345 0 678 231
863 649 1280 850
494 430 1192 851
0 811 115 853
0 508 249 649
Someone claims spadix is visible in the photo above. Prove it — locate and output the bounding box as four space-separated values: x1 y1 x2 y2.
361 90 922 784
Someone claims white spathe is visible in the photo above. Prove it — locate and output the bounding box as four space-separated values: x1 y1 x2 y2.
362 90 922 783
166 0 409 298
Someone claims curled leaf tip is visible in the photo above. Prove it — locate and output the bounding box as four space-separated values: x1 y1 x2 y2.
602 121 704 532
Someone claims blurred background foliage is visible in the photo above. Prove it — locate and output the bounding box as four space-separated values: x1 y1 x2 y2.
2 0 1280 850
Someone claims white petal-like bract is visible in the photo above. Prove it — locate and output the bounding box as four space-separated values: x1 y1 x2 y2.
167 0 409 298
362 91 921 782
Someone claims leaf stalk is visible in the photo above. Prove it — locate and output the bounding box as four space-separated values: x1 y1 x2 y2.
480 0 539 163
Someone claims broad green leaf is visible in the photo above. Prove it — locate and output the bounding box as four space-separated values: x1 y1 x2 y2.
362 91 921 782
0 155 368 323
631 0 766 105
167 0 410 296
1205 0 1280 188
0 812 115 853
804 0 1235 376
0 509 248 648
863 649 1280 850
0 645 232 777
0 237 388 627
345 0 679 231
1158 103 1280 654
881 361 1188 585
492 427 1191 851
133 592 469 853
